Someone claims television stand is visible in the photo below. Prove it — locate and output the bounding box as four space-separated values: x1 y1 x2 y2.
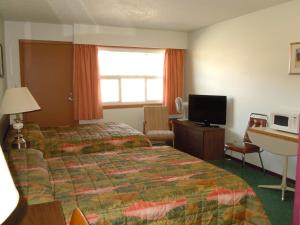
173 120 225 161
192 122 220 128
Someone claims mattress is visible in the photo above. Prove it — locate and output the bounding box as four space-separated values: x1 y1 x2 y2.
5 122 151 158
40 122 152 158
8 146 270 225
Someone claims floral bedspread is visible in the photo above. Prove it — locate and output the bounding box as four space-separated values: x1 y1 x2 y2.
4 122 151 158
8 146 270 225
40 122 151 157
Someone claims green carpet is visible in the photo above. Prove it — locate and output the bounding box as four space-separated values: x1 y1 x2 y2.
210 159 294 225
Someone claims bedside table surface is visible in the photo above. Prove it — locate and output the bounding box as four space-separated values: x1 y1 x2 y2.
20 201 66 225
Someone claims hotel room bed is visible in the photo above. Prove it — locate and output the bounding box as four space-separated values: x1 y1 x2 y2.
7 146 270 225
4 122 151 158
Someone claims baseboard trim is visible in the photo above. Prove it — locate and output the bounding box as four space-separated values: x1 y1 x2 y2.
225 155 296 185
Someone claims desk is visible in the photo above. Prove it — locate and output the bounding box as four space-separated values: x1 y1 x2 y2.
248 127 298 200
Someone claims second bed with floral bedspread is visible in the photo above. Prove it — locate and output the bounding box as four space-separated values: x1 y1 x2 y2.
41 122 151 157
8 146 270 225
5 122 151 158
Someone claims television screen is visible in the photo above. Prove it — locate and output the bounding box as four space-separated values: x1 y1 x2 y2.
188 94 227 126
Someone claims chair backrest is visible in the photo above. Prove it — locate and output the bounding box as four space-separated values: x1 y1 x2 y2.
144 106 169 132
70 208 89 225
244 113 268 143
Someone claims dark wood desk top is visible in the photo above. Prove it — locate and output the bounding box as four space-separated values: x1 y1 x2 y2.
19 201 66 225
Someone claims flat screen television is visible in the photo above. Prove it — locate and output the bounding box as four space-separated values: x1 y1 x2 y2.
188 94 227 126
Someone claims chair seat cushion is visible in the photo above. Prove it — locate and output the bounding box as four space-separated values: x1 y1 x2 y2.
225 142 260 154
146 130 174 141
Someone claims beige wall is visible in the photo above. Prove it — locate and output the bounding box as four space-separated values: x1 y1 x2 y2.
80 108 144 131
74 24 187 49
186 0 300 179
0 17 6 116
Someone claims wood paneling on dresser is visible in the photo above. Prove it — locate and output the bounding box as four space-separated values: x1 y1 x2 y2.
173 120 225 161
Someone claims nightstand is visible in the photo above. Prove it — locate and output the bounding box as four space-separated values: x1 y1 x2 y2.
19 201 66 225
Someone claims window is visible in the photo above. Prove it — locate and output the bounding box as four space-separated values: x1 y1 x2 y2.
98 48 165 105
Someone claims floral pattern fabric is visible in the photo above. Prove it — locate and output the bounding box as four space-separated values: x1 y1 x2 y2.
4 122 151 158
40 122 151 158
7 149 54 204
8 146 270 225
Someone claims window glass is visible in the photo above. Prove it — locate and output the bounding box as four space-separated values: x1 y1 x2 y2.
121 78 145 102
99 50 164 77
98 48 165 104
100 79 119 102
147 78 163 101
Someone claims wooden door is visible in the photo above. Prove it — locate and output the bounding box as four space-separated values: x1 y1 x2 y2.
20 40 74 126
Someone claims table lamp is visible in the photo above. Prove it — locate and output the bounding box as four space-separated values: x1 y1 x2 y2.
0 87 40 149
0 146 20 224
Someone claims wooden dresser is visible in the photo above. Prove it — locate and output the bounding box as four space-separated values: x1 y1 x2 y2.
173 120 225 161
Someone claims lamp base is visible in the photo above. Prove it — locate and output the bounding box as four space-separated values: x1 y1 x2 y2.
12 134 27 150
12 120 27 150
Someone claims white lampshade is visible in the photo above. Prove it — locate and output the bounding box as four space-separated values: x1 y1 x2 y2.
0 87 40 115
0 146 19 223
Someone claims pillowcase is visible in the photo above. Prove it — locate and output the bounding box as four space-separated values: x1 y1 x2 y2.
7 149 54 204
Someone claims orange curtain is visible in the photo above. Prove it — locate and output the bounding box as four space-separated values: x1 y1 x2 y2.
163 49 185 114
73 44 103 120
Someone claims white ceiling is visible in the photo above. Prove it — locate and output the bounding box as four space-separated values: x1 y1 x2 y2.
0 0 291 31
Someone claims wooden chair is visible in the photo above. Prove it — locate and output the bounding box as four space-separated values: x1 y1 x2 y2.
70 208 89 225
224 113 268 172
143 106 174 147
